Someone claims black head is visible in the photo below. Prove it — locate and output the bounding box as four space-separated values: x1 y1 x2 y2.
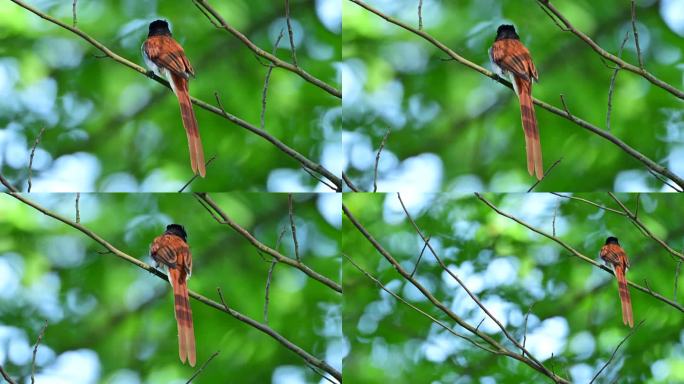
165 223 187 241
148 19 171 37
495 24 520 41
605 236 619 245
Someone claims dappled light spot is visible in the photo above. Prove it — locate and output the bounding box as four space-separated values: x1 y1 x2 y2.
614 169 652 192
569 331 596 360
524 316 569 360
36 349 101 384
31 152 100 192
273 365 307 384
316 0 341 33
317 193 342 229
0 254 23 299
660 0 684 36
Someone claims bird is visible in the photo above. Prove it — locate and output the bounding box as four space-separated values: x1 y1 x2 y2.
489 24 544 180
142 19 206 177
150 223 197 366
599 236 634 328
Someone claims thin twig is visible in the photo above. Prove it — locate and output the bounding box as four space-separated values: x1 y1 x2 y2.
71 0 77 27
418 0 423 30
31 320 48 384
75 193 80 223
410 235 431 278
27 127 46 193
521 303 535 357
305 364 339 384
191 0 221 28
552 203 558 237
264 260 277 324
550 192 627 216
284 0 298 67
302 166 338 191
631 0 644 69
275 226 287 251
475 318 486 331
634 193 640 218
342 172 360 192
216 287 229 310
606 32 630 132
0 365 16 384
647 169 682 192
186 350 220 384
535 0 569 31
373 128 391 192
675 260 682 303
262 29 285 130
178 154 217 192
527 157 562 192
288 194 300 261
589 320 644 383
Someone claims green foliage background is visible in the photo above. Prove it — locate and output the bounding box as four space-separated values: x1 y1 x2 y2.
0 0 340 192
343 0 684 192
343 192 683 383
0 193 341 383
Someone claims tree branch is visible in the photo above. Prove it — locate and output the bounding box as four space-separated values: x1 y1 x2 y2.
348 0 684 190
550 192 626 216
0 173 19 193
0 365 16 384
8 0 341 191
342 172 360 192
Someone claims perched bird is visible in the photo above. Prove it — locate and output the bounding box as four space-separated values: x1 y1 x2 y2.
150 224 197 365
599 236 634 328
490 24 543 180
143 19 206 177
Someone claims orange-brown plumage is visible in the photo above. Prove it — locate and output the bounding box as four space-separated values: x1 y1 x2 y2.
151 225 197 366
600 238 634 328
143 21 205 177
490 26 543 179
